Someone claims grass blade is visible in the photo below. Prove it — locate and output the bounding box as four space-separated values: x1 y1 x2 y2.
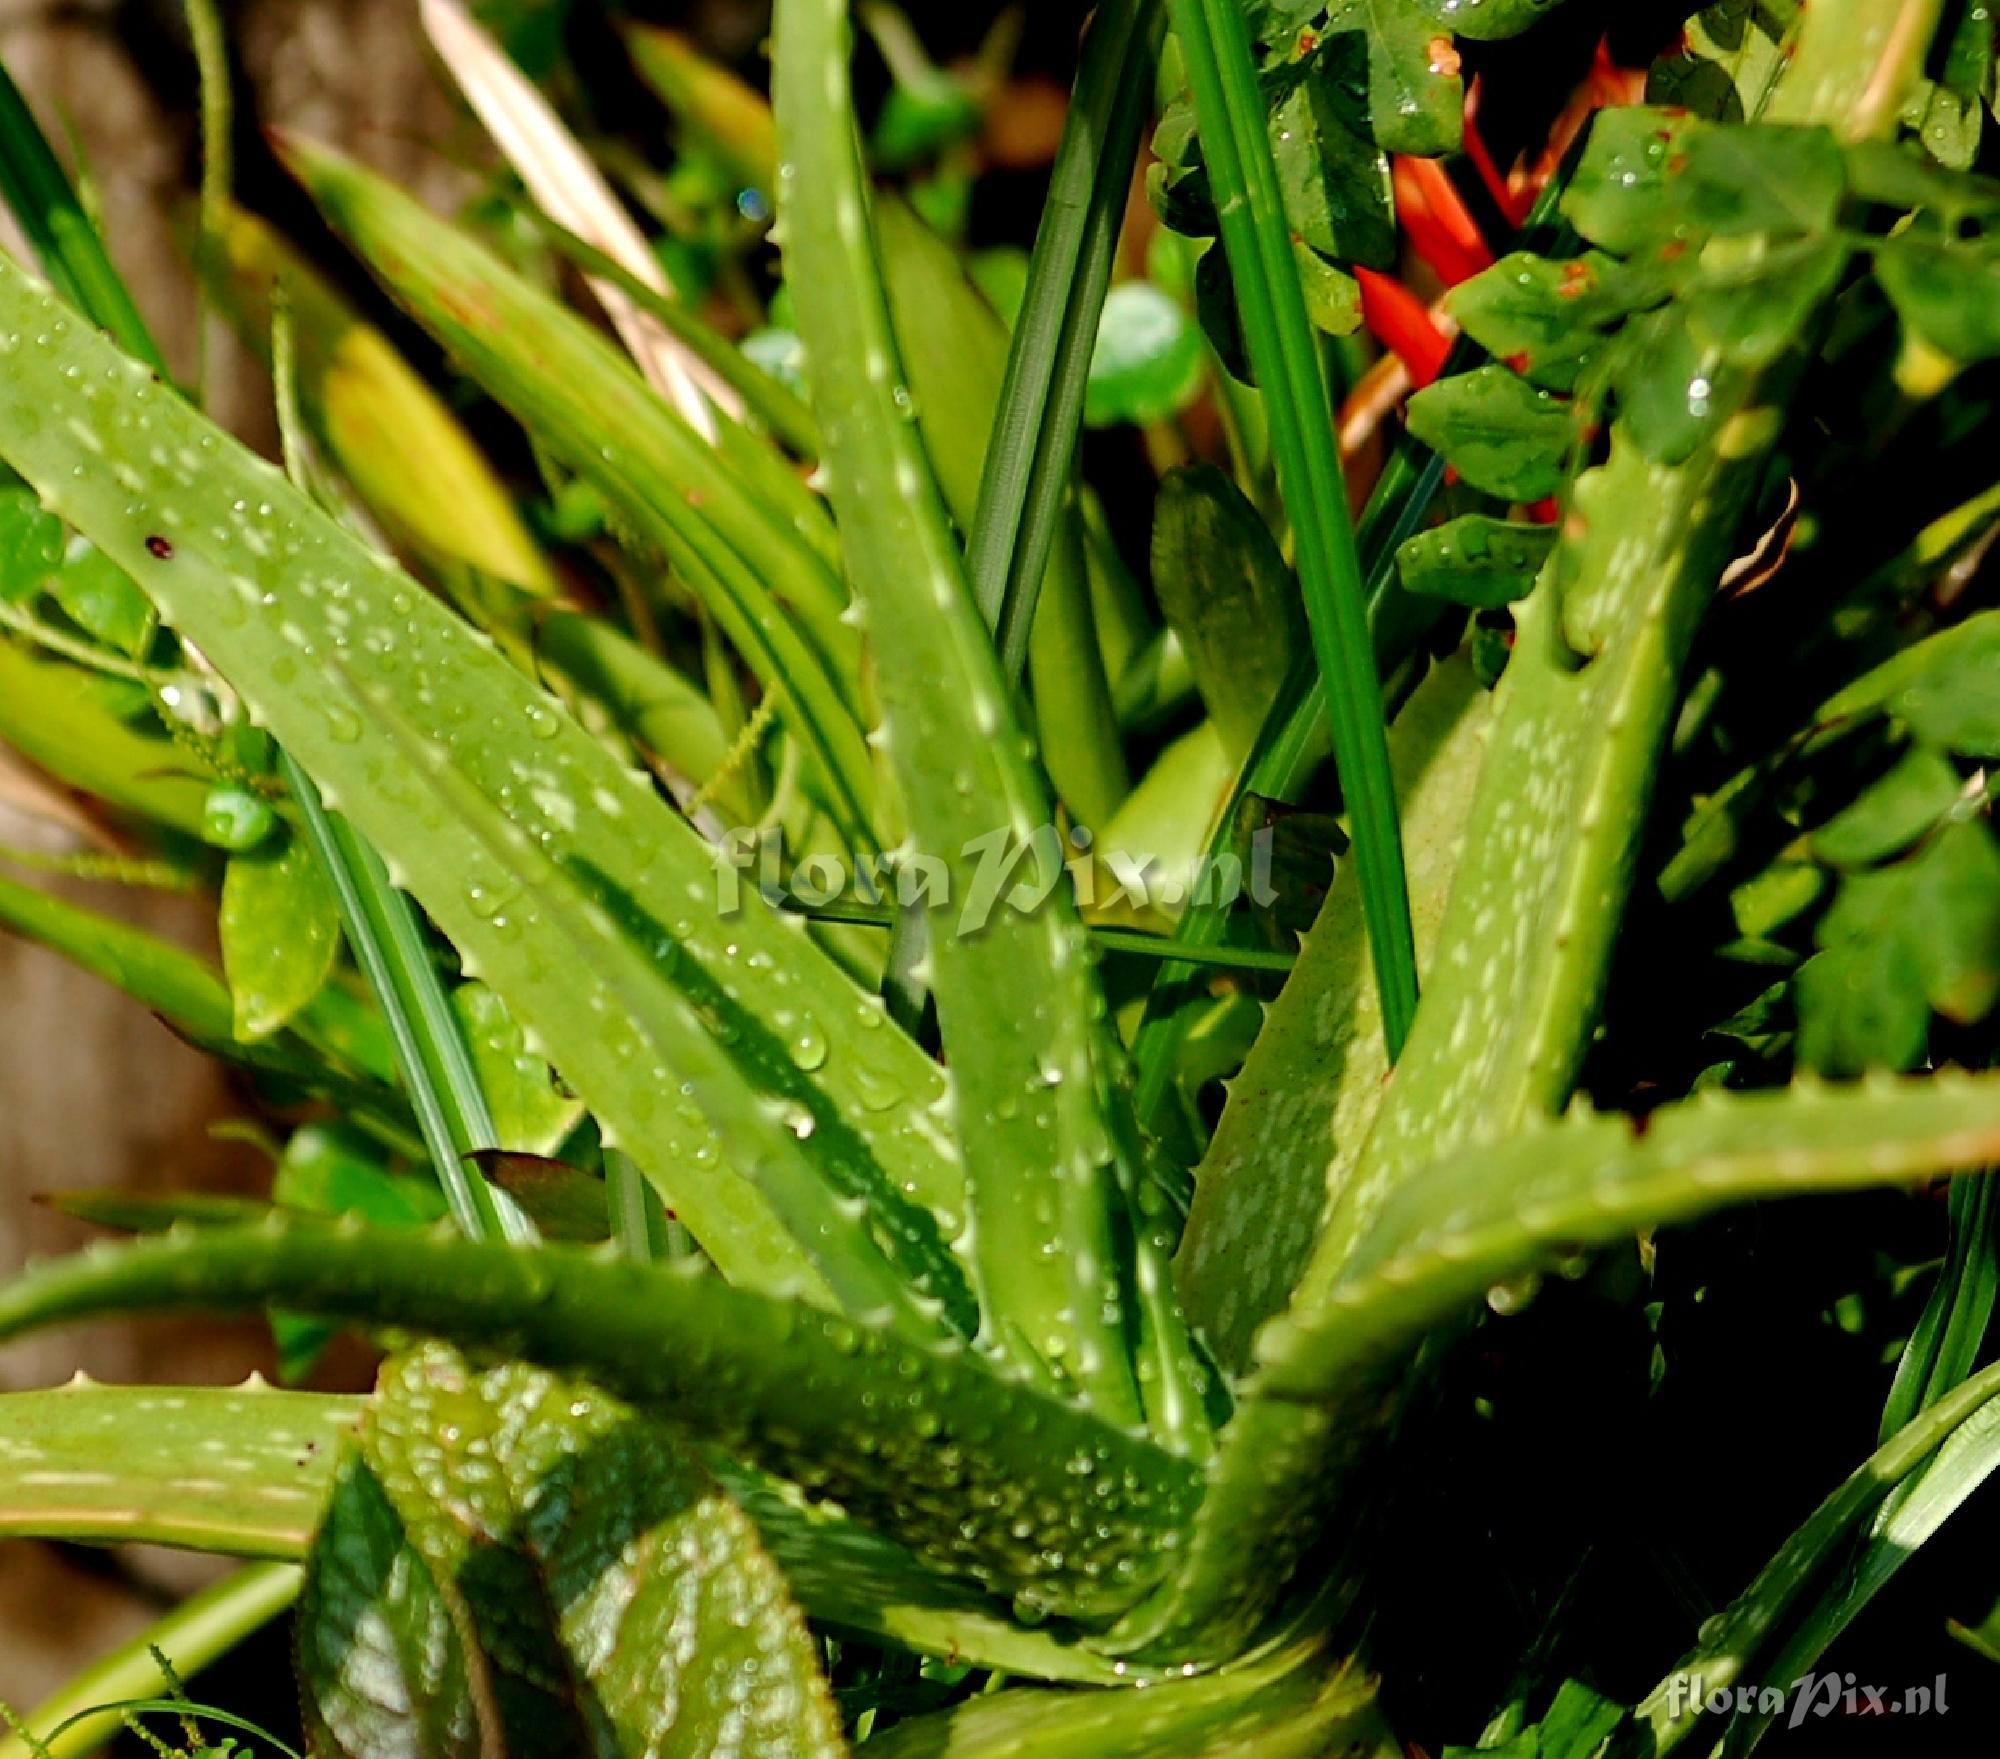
1164 0 1418 1056
966 0 1162 679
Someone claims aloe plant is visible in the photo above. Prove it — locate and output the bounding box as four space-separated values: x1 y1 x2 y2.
0 0 1996 1751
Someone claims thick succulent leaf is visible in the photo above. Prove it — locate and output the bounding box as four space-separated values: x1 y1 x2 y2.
1274 1072 2000 1389
0 254 963 1317
277 138 874 846
1175 654 1491 1373
867 1631 1396 1758
773 0 1186 1425
317 1344 843 1757
0 1223 1201 1626
0 1380 359 1556
873 197 1126 831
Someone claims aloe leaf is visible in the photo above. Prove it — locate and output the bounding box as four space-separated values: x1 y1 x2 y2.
1274 1072 2000 1389
0 1563 301 1759
773 0 1194 1426
867 1629 1395 1758
874 195 1126 829
277 137 875 847
0 254 961 1309
201 202 557 595
311 1343 843 1756
0 1380 360 1556
1175 654 1492 1374
0 1223 1201 1626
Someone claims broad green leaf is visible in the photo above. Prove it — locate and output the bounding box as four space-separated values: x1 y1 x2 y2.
1267 73 1396 270
1610 306 1737 467
1672 123 1847 235
1562 109 1703 255
204 202 558 595
1877 235 2000 367
0 1381 360 1557
1405 364 1571 501
1683 236 1846 366
48 539 154 658
1396 515 1555 609
1794 937 1932 1075
774 0 1196 1429
0 1222 1202 1626
0 483 62 599
451 979 582 1153
1647 0 1797 122
0 252 964 1323
298 1453 485 1758
1412 0 1575 40
1149 464 1302 759
1329 0 1463 157
868 1630 1396 1757
220 827 342 1041
1446 251 1626 392
1085 282 1205 427
346 1345 843 1756
1904 817 2000 1023
1810 745 1962 868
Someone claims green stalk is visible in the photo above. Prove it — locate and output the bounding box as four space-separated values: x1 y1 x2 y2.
0 60 162 372
1163 0 1417 1056
0 1565 301 1759
270 310 526 1247
967 0 1162 678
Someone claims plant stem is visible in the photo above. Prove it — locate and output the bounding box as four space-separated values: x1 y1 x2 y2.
1164 0 1417 1057
0 1564 300 1759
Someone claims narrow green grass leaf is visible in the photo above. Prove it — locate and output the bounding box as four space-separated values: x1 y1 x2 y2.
1167 0 1418 1055
0 1222 1202 1626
